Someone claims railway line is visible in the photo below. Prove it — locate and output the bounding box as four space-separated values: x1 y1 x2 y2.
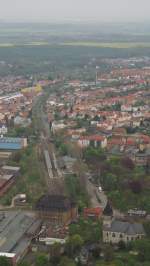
33 87 63 182
44 150 54 179
42 128 62 179
52 152 62 178
43 147 62 179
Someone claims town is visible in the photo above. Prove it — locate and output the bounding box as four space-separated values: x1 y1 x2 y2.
0 51 149 266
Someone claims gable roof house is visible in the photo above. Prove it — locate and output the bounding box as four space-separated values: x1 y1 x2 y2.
103 219 145 244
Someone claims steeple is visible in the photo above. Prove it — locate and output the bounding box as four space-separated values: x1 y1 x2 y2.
103 201 113 228
103 201 113 217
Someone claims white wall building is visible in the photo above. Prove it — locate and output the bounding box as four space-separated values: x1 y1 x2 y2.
103 218 145 244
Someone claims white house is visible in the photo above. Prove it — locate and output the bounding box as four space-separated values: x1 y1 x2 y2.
0 124 8 135
51 121 66 134
78 135 107 149
121 105 132 112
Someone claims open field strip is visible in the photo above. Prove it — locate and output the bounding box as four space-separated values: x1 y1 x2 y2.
1 41 150 48
61 41 150 48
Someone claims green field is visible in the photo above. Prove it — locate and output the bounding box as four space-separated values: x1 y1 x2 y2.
1 41 150 49
62 41 150 49
0 43 15 47
0 42 50 47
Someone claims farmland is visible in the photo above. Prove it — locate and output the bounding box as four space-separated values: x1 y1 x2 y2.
62 41 150 49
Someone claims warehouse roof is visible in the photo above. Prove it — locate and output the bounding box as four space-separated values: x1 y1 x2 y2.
0 211 41 259
0 174 13 181
0 137 26 150
2 166 20 172
0 137 23 143
0 252 16 258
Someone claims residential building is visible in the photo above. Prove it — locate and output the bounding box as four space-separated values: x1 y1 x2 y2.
84 207 103 220
103 218 145 244
0 124 8 135
78 135 107 149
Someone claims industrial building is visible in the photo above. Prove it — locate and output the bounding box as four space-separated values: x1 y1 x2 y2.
0 211 41 265
0 166 20 197
36 194 78 225
0 137 27 150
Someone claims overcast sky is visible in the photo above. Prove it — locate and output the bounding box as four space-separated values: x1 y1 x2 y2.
0 0 150 22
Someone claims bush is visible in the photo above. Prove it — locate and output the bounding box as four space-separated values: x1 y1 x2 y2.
121 157 135 170
129 181 142 194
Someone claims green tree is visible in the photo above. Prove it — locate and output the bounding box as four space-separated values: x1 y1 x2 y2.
143 221 150 237
133 239 150 261
67 234 83 256
84 147 106 179
69 218 102 243
17 262 30 266
103 245 114 262
59 256 76 266
59 143 68 156
50 242 62 265
36 254 49 266
102 173 118 191
96 262 116 266
0 257 11 266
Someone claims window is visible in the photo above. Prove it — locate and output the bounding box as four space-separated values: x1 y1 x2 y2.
120 234 123 238
112 233 116 237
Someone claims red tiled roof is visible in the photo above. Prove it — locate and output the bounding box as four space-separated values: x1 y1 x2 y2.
84 207 103 217
80 135 105 141
141 135 150 144
126 138 136 145
108 139 122 145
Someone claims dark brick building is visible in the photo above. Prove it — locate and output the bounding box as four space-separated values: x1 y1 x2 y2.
36 194 78 225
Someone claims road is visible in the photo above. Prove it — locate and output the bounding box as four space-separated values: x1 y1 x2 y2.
86 177 124 218
86 179 107 209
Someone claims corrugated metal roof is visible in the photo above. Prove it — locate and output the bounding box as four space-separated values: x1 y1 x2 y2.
0 143 21 150
2 166 20 172
0 137 22 143
0 211 40 258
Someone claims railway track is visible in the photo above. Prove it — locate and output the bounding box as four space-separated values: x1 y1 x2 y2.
44 150 54 179
34 90 62 180
43 135 62 179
